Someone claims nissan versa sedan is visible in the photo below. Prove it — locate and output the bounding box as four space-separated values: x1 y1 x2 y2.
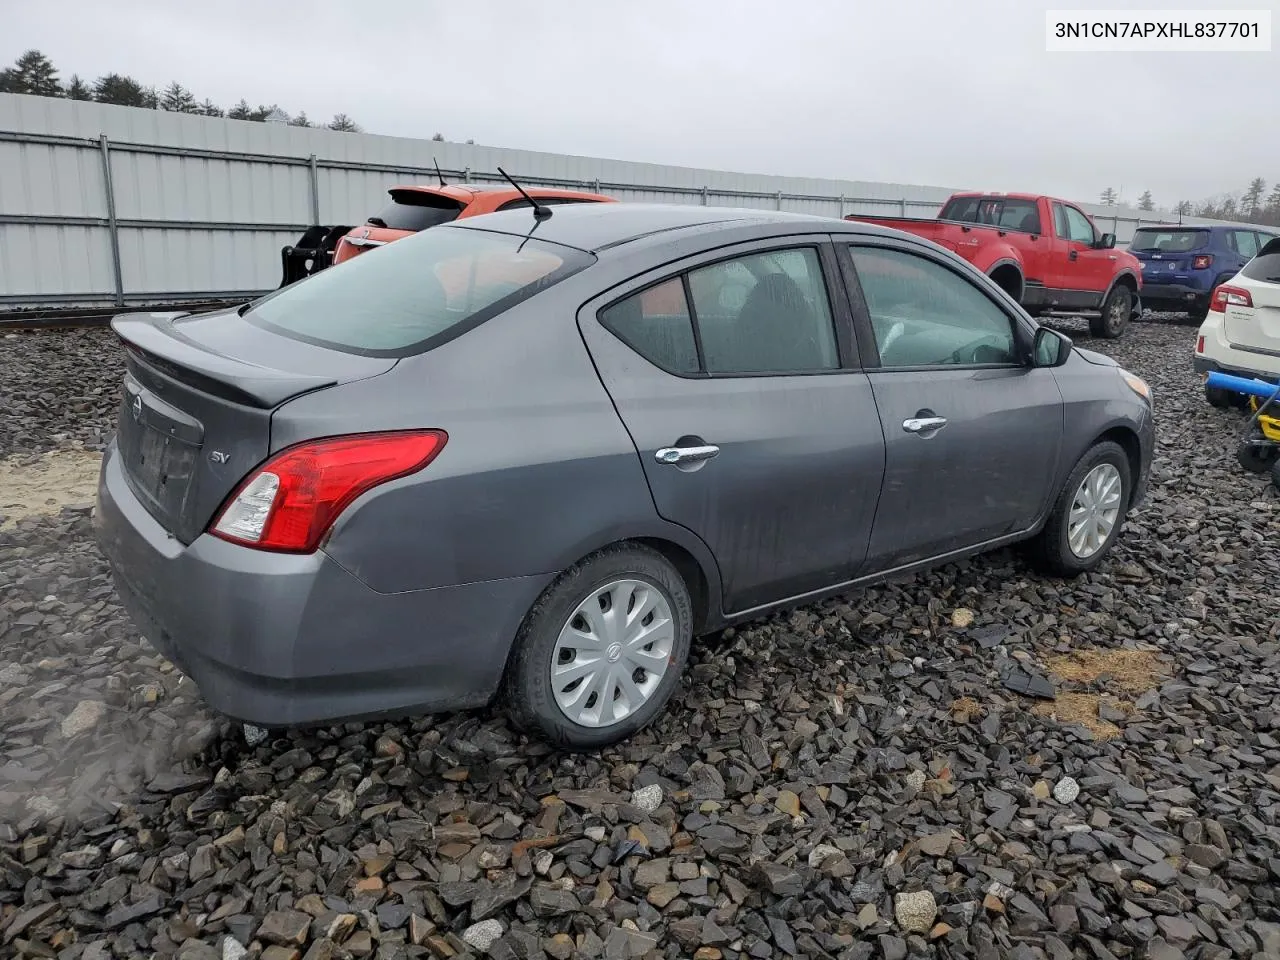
95 203 1155 749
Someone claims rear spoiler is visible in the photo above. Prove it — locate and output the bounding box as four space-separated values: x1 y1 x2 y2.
1258 236 1280 259
111 311 337 408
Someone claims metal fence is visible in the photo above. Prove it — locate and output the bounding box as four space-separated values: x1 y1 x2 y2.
0 92 1259 312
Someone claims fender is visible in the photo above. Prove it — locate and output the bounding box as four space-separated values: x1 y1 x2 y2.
967 243 1024 276
548 517 727 630
1101 268 1140 306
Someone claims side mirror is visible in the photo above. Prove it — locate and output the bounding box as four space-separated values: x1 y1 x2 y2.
1096 233 1117 249
1033 327 1073 367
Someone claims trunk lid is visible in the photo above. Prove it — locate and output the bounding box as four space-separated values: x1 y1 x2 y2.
111 307 396 544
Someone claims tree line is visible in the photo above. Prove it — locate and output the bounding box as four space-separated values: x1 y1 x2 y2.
0 49 362 132
1100 180 1280 228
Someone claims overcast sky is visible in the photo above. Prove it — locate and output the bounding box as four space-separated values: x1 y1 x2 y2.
5 0 1276 209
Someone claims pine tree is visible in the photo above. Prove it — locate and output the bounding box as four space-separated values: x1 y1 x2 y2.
289 111 311 127
1243 178 1267 219
248 104 273 122
1268 183 1280 213
11 49 61 96
431 132 445 142
1175 200 1193 216
199 99 224 117
329 113 360 132
93 73 148 107
161 82 199 113
228 99 252 120
1100 187 1117 205
140 86 160 109
1221 197 1238 219
1137 191 1154 211
64 74 92 100
0 68 17 93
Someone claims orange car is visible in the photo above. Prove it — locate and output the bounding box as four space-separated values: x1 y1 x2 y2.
332 183 616 265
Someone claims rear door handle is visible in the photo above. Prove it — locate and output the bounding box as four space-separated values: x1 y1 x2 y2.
903 416 948 434
655 444 720 465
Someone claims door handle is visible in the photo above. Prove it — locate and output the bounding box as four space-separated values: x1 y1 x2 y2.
655 444 720 465
1069 250 1079 261
903 416 948 434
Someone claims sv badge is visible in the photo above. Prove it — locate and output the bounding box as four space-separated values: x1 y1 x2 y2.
209 450 231 465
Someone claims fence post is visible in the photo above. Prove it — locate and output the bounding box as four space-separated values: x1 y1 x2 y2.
593 178 600 194
838 194 845 219
98 135 125 307
900 198 907 217
463 167 471 184
308 154 320 225
701 186 708 206
776 190 782 211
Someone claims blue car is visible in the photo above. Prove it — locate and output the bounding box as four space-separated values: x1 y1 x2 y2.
1128 224 1279 320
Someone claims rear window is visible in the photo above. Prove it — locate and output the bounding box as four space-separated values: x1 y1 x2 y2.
940 196 1041 234
368 190 464 231
245 227 593 356
1129 229 1207 253
1240 238 1280 283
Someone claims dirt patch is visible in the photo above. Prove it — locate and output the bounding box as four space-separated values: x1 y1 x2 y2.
1032 693 1131 740
1042 647 1168 694
0 450 103 526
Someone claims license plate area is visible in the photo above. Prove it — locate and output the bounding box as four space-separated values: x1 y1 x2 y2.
118 378 204 530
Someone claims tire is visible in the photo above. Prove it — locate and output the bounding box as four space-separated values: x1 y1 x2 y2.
1205 384 1233 409
1236 431 1279 474
1089 285 1132 339
502 543 693 750
1031 441 1132 577
1272 457 1280 492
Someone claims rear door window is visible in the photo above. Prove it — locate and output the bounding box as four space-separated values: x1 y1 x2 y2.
687 248 839 374
598 278 699 374
246 227 593 356
369 190 465 231
1231 230 1260 259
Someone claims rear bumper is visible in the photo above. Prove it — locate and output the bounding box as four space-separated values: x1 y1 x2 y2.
94 441 550 728
1193 354 1280 383
1140 282 1210 309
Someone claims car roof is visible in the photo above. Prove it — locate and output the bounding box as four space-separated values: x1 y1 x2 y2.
443 201 890 253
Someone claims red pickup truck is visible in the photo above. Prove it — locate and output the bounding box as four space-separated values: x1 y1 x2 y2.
846 192 1142 338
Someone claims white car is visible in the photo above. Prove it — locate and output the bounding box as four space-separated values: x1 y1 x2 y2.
1196 236 1280 407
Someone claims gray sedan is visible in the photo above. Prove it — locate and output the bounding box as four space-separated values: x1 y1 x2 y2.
95 203 1154 749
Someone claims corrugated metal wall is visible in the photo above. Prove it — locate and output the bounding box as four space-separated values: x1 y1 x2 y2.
0 91 1258 310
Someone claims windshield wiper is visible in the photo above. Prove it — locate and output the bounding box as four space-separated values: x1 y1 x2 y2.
366 217 388 228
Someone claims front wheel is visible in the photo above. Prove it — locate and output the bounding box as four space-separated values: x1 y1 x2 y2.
1089 286 1132 339
502 544 693 750
1030 441 1131 577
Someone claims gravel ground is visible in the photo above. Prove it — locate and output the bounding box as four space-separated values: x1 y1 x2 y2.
2 317 1280 960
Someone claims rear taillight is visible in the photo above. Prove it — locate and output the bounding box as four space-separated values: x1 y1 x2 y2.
1193 255 1213 270
210 430 447 553
1209 285 1253 313
1196 335 1205 353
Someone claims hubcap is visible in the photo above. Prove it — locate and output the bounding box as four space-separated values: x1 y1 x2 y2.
1067 462 1123 559
551 579 675 728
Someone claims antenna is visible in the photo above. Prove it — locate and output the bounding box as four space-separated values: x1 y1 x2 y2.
497 166 552 220
433 157 446 188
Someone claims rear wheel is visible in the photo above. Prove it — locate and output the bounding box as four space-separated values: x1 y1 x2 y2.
1031 441 1131 577
1089 285 1132 339
502 544 693 750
